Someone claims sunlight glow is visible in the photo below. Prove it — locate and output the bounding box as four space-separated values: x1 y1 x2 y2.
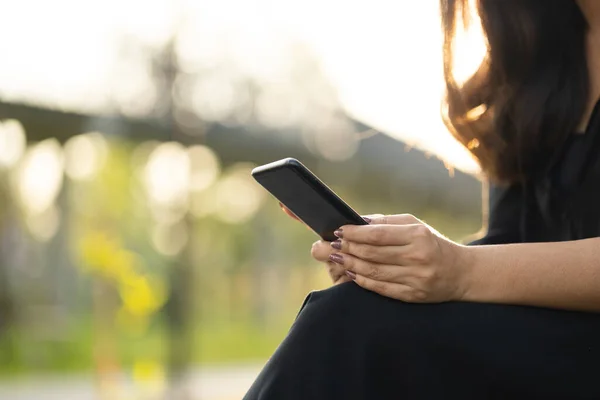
303 0 485 173
215 165 265 224
191 75 239 122
190 188 219 218
132 140 160 171
144 142 190 207
187 145 221 192
25 204 60 242
14 139 64 215
452 0 486 85
64 132 109 181
465 104 488 121
0 119 26 168
151 220 189 256
0 0 489 172
467 138 481 150
313 115 359 162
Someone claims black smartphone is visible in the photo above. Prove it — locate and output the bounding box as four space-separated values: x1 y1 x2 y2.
251 158 367 241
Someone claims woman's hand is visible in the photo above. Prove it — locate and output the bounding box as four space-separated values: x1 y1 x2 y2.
328 214 473 303
279 203 300 221
311 240 352 285
279 202 348 284
278 202 378 285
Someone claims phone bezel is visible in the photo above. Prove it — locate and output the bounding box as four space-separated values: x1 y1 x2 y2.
252 158 367 238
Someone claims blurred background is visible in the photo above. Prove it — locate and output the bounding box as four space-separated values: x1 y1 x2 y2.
0 0 486 398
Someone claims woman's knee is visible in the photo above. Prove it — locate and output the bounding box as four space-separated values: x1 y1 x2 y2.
294 283 473 345
297 282 378 316
293 282 404 338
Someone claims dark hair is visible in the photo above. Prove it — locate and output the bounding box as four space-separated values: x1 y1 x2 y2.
441 0 589 183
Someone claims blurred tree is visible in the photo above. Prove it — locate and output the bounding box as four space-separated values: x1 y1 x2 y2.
0 175 16 367
158 37 196 396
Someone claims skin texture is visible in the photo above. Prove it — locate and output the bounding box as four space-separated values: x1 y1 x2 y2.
280 202 372 285
307 213 600 312
314 214 468 303
278 1 600 312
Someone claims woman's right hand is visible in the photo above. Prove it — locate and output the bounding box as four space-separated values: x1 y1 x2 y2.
279 202 377 284
310 240 352 285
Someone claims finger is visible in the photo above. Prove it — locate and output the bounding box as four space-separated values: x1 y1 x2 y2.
328 252 410 282
347 272 423 302
367 214 421 225
326 261 351 285
361 214 384 224
279 202 300 221
337 223 429 246
332 239 409 265
311 240 333 262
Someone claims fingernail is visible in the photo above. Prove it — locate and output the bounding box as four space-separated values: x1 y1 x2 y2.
331 240 342 250
334 229 343 238
363 217 371 224
329 253 344 265
345 270 356 280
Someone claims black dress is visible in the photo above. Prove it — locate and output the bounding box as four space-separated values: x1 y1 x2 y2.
244 102 600 400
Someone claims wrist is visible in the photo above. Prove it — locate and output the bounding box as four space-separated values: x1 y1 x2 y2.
454 244 481 302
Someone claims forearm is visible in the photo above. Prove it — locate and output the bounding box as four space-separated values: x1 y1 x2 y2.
462 238 600 312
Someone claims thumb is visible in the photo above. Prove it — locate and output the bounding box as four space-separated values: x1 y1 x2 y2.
279 202 300 221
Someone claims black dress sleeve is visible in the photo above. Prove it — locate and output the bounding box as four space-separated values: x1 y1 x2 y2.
468 183 524 245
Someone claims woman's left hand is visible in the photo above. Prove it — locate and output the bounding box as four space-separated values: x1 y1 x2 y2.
327 214 473 303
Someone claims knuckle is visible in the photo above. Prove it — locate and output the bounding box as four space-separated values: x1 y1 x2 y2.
368 264 383 280
344 241 355 255
421 250 434 263
412 290 428 302
399 213 418 224
416 269 438 288
326 261 341 274
355 244 375 260
326 265 344 284
411 224 431 239
342 254 354 269
369 225 387 242
409 249 431 264
421 268 437 282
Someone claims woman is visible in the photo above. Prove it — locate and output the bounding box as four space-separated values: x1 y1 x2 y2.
245 0 600 398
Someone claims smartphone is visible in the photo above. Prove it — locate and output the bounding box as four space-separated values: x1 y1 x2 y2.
251 158 367 241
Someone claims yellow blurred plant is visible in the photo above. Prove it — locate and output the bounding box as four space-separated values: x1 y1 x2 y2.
79 230 168 334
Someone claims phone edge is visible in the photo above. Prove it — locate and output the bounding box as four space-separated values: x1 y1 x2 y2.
252 158 367 231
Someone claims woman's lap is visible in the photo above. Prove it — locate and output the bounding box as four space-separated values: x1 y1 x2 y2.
244 282 600 400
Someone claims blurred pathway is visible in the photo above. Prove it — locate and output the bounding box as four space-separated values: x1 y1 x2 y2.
0 364 262 400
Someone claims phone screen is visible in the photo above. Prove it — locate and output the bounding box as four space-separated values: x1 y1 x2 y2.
252 159 366 241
